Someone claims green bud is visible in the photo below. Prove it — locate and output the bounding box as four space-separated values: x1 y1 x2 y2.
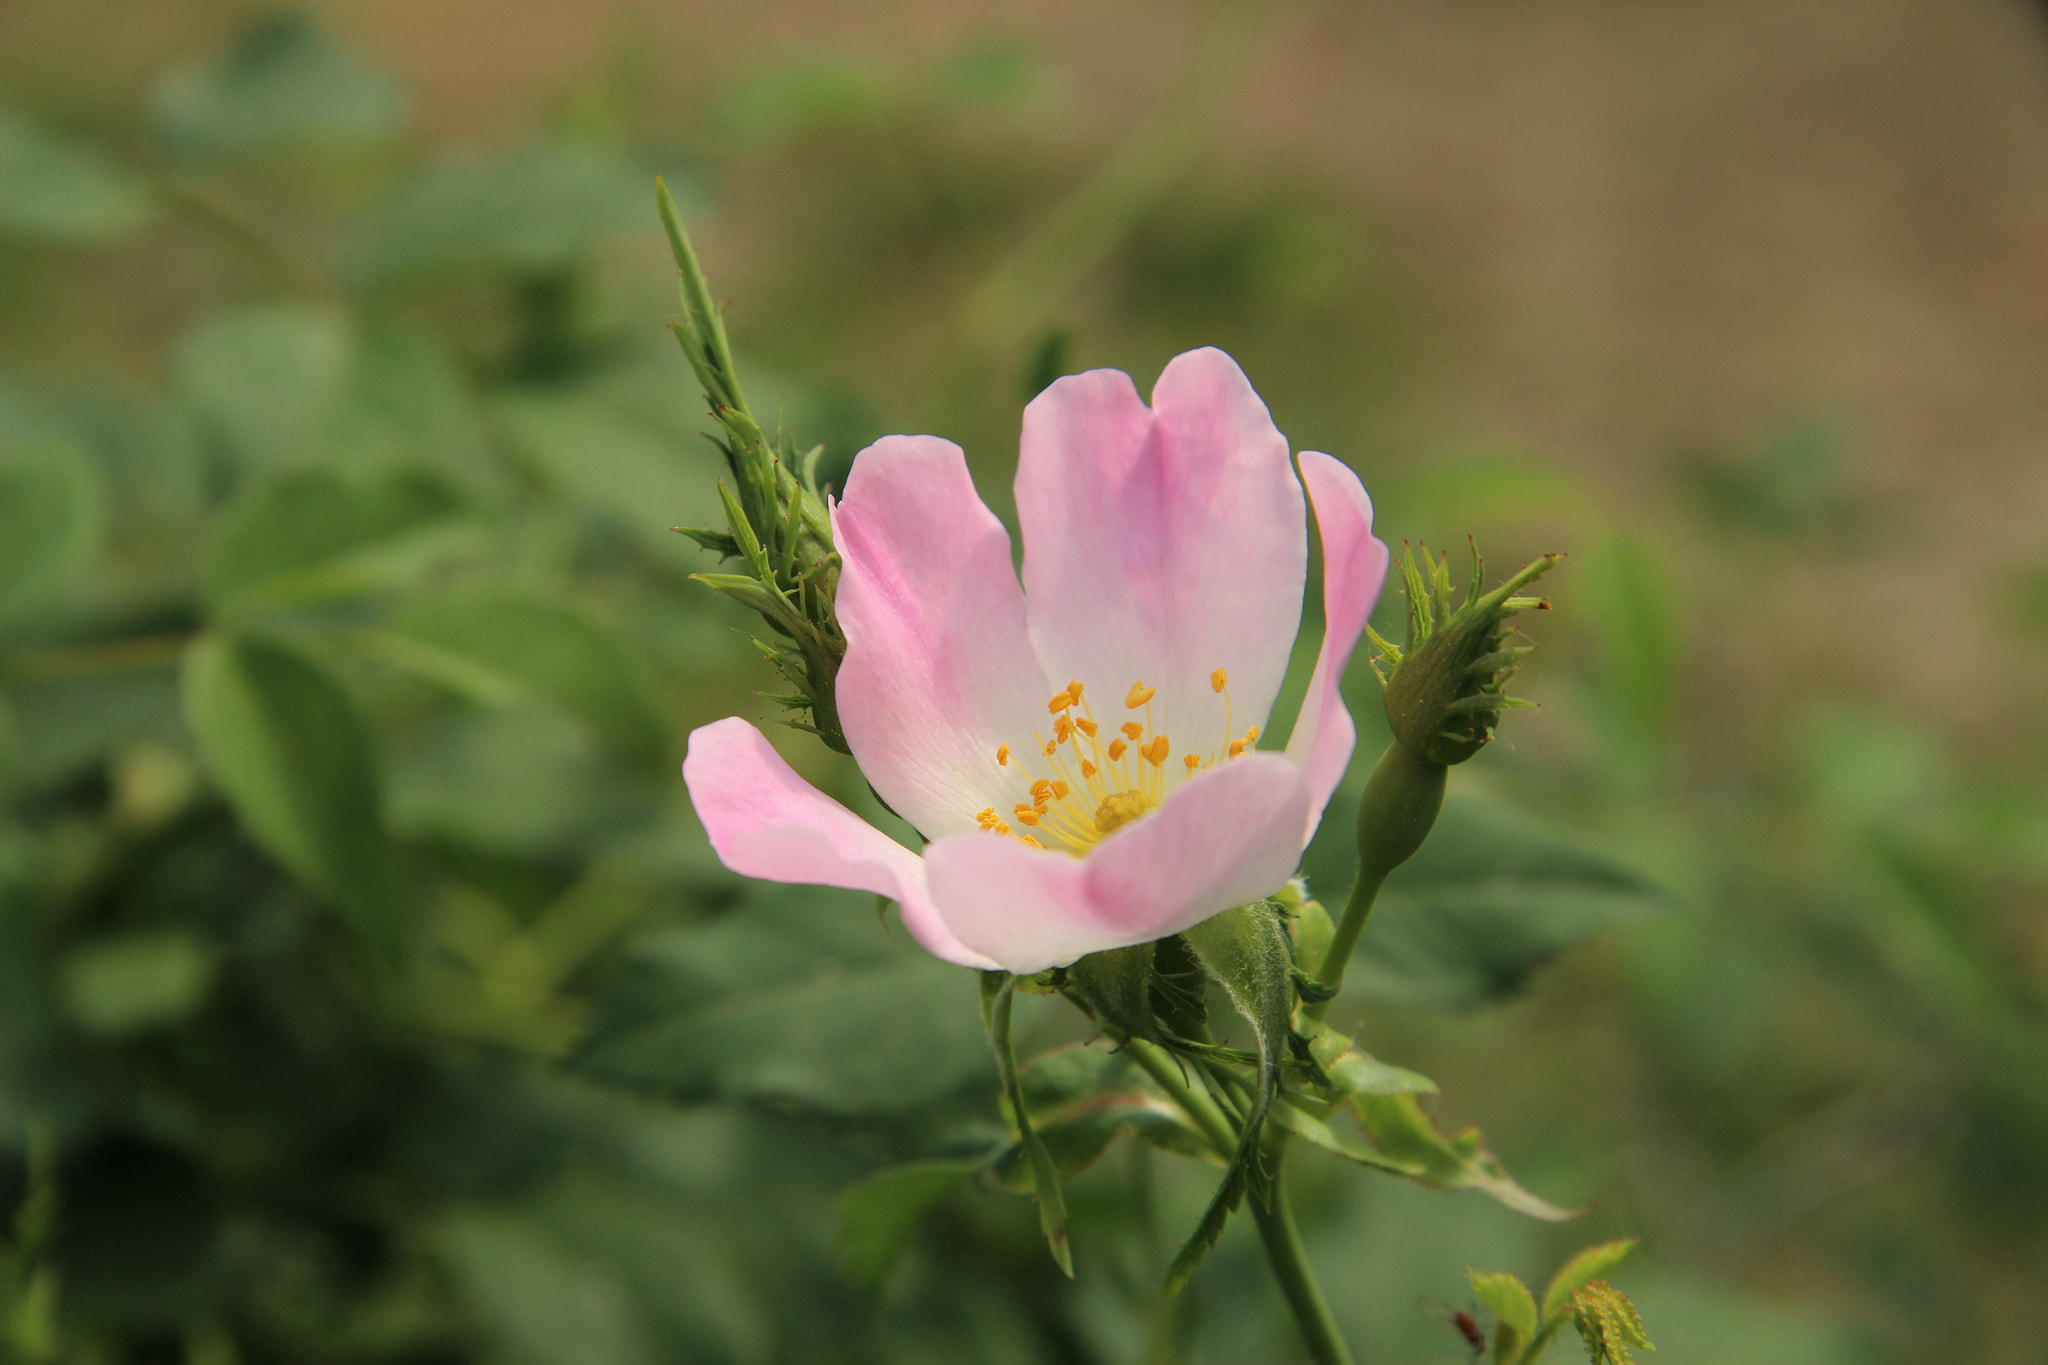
1369 540 1560 766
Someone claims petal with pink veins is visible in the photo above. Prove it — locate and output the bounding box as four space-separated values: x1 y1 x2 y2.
681 717 1000 969
1015 348 1306 758
1285 451 1390 839
834 436 1051 840
923 753 1310 973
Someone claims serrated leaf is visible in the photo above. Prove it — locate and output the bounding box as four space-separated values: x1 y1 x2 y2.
203 466 470 615
834 1160 976 1290
1542 1239 1638 1322
149 11 405 162
174 303 354 470
346 141 667 288
1066 942 1162 1043
1268 1094 1419 1175
0 437 103 626
0 106 150 242
1469 1270 1539 1364
381 587 669 773
181 632 406 944
1351 1092 1578 1222
1301 1018 1438 1098
574 893 992 1117
1307 790 1672 1011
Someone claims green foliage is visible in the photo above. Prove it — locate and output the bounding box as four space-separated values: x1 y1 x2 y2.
0 437 102 627
0 108 149 243
1462 1241 1645 1365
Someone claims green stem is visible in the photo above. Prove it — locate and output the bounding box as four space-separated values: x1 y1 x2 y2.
1249 1149 1356 1365
1127 1041 1355 1365
1310 740 1446 1016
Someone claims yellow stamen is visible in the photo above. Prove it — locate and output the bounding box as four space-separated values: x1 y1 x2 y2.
1184 754 1201 770
1244 725 1259 743
1081 759 1098 778
996 744 1010 766
1125 681 1156 708
995 821 1010 834
1228 739 1246 758
1142 735 1171 766
1050 780 1069 800
1211 669 1228 693
1120 721 1144 741
1043 739 1057 756
1014 807 1041 826
1047 689 1073 713
1067 680 1084 700
1108 738 1127 761
1019 835 1043 849
1053 715 1074 743
1075 717 1098 737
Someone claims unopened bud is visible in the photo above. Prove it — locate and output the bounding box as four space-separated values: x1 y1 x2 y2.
1369 541 1560 766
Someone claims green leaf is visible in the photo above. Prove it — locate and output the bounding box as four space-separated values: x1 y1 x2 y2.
1266 1094 1419 1175
148 12 405 162
0 107 150 242
173 303 353 471
181 632 406 943
1542 1239 1638 1322
1301 1018 1438 1098
56 929 218 1037
1350 1092 1578 1222
1170 900 1297 1292
574 892 992 1117
1333 791 1673 1011
203 467 472 615
346 142 666 288
1469 1270 1539 1365
0 437 103 627
834 1161 976 1289
381 587 669 773
984 972 1072 1276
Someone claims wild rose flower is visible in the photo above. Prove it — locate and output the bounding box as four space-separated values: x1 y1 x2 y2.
682 348 1389 973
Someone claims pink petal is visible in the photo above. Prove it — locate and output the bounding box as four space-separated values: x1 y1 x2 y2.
1015 348 1306 764
922 753 1311 972
681 718 999 969
1284 452 1390 839
834 436 1051 840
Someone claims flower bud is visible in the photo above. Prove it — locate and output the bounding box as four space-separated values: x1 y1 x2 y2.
1369 542 1559 766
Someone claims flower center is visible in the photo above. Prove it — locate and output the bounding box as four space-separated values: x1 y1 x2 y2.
973 672 1259 855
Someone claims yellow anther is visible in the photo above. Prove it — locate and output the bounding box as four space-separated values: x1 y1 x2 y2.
1081 759 1098 778
1244 725 1259 743
1075 717 1098 737
1047 689 1073 713
1142 735 1171 766
1043 739 1057 756
996 744 1010 766
1030 779 1053 799
995 821 1010 834
1067 680 1084 700
1053 715 1074 743
1228 739 1246 758
1184 754 1201 770
1107 738 1127 761
1050 780 1070 800
1018 834 1044 849
1211 669 1228 693
1125 681 1156 708
1120 721 1144 741
1094 791 1149 835
977 807 997 822
1014 808 1042 826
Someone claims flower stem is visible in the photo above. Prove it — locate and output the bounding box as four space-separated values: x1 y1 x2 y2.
1249 1148 1356 1365
1310 739 1446 1016
1127 1041 1356 1365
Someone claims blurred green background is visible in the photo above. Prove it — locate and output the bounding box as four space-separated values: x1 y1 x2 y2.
5 1 2048 1362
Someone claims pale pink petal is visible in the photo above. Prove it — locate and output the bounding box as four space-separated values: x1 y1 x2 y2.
922 753 1310 972
1284 452 1390 839
681 718 998 969
834 436 1051 840
1015 348 1306 763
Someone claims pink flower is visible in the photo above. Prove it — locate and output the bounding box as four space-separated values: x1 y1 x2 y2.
682 348 1389 973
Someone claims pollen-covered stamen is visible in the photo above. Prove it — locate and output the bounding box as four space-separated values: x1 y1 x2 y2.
973 672 1256 855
